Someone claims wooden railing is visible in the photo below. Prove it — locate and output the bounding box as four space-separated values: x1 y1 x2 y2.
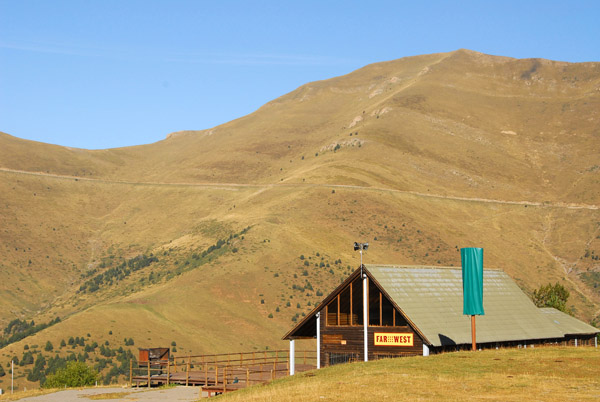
130 349 316 389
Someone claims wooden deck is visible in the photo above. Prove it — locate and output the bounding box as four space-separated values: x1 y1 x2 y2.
131 350 316 397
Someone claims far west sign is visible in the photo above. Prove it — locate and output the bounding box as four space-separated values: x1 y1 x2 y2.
374 332 413 346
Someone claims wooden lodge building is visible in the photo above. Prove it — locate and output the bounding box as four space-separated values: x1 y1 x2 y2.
283 265 599 372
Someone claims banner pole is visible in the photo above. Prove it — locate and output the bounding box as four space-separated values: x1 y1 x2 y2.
471 315 476 351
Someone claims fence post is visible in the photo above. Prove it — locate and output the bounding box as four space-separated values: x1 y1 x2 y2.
186 357 190 386
129 360 133 387
215 366 219 386
167 360 170 386
246 368 250 386
204 363 208 386
147 363 151 388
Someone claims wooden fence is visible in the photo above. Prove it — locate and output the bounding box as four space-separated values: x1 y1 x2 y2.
130 349 316 391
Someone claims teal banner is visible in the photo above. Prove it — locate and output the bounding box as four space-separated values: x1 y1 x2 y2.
461 247 485 315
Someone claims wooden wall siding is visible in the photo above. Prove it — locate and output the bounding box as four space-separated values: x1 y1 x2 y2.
320 316 424 365
320 274 425 365
368 326 423 357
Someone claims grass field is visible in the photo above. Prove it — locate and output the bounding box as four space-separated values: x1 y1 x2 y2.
214 347 600 402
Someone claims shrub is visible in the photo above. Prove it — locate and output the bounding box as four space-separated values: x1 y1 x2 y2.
532 282 571 313
43 361 98 388
20 351 34 365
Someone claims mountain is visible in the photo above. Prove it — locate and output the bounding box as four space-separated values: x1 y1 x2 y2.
0 49 598 388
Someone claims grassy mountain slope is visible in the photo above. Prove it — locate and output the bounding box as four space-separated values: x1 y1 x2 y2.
0 49 599 390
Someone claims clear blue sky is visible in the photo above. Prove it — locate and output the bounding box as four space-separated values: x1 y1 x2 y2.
1 0 598 149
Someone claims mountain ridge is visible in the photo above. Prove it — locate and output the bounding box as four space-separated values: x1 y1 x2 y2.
0 49 599 389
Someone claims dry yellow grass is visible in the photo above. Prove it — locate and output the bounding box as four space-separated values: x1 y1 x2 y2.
0 50 599 391
215 347 600 402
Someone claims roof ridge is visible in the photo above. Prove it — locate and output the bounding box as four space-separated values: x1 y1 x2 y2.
365 264 504 271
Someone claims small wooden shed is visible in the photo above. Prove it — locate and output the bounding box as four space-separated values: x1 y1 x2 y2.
283 265 598 372
138 347 170 369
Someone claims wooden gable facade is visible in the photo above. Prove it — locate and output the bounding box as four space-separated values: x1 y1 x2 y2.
283 267 426 366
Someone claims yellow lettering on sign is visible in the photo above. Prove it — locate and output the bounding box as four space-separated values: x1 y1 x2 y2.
374 332 413 346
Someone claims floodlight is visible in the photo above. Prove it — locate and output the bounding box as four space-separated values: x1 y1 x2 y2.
353 242 360 251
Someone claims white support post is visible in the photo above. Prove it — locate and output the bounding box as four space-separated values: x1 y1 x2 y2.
423 344 430 357
575 338 578 347
363 272 368 362
595 337 597 348
289 340 295 375
316 312 321 369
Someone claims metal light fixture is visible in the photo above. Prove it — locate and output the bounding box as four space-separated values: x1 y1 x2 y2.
353 242 369 252
354 242 369 276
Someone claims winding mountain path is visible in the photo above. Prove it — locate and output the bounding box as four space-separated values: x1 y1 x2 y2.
1 167 598 210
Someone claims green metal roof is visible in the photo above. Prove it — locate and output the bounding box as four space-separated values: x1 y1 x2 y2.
365 265 590 347
540 308 599 335
282 264 599 345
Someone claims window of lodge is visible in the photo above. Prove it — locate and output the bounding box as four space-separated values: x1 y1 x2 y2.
326 277 404 327
381 296 395 326
350 277 363 325
327 295 338 325
339 287 351 325
369 280 380 326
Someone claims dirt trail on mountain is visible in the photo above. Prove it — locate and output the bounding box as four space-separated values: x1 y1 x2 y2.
1 167 598 211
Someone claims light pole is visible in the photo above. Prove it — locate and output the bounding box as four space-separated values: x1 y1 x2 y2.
354 242 369 274
354 242 369 361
